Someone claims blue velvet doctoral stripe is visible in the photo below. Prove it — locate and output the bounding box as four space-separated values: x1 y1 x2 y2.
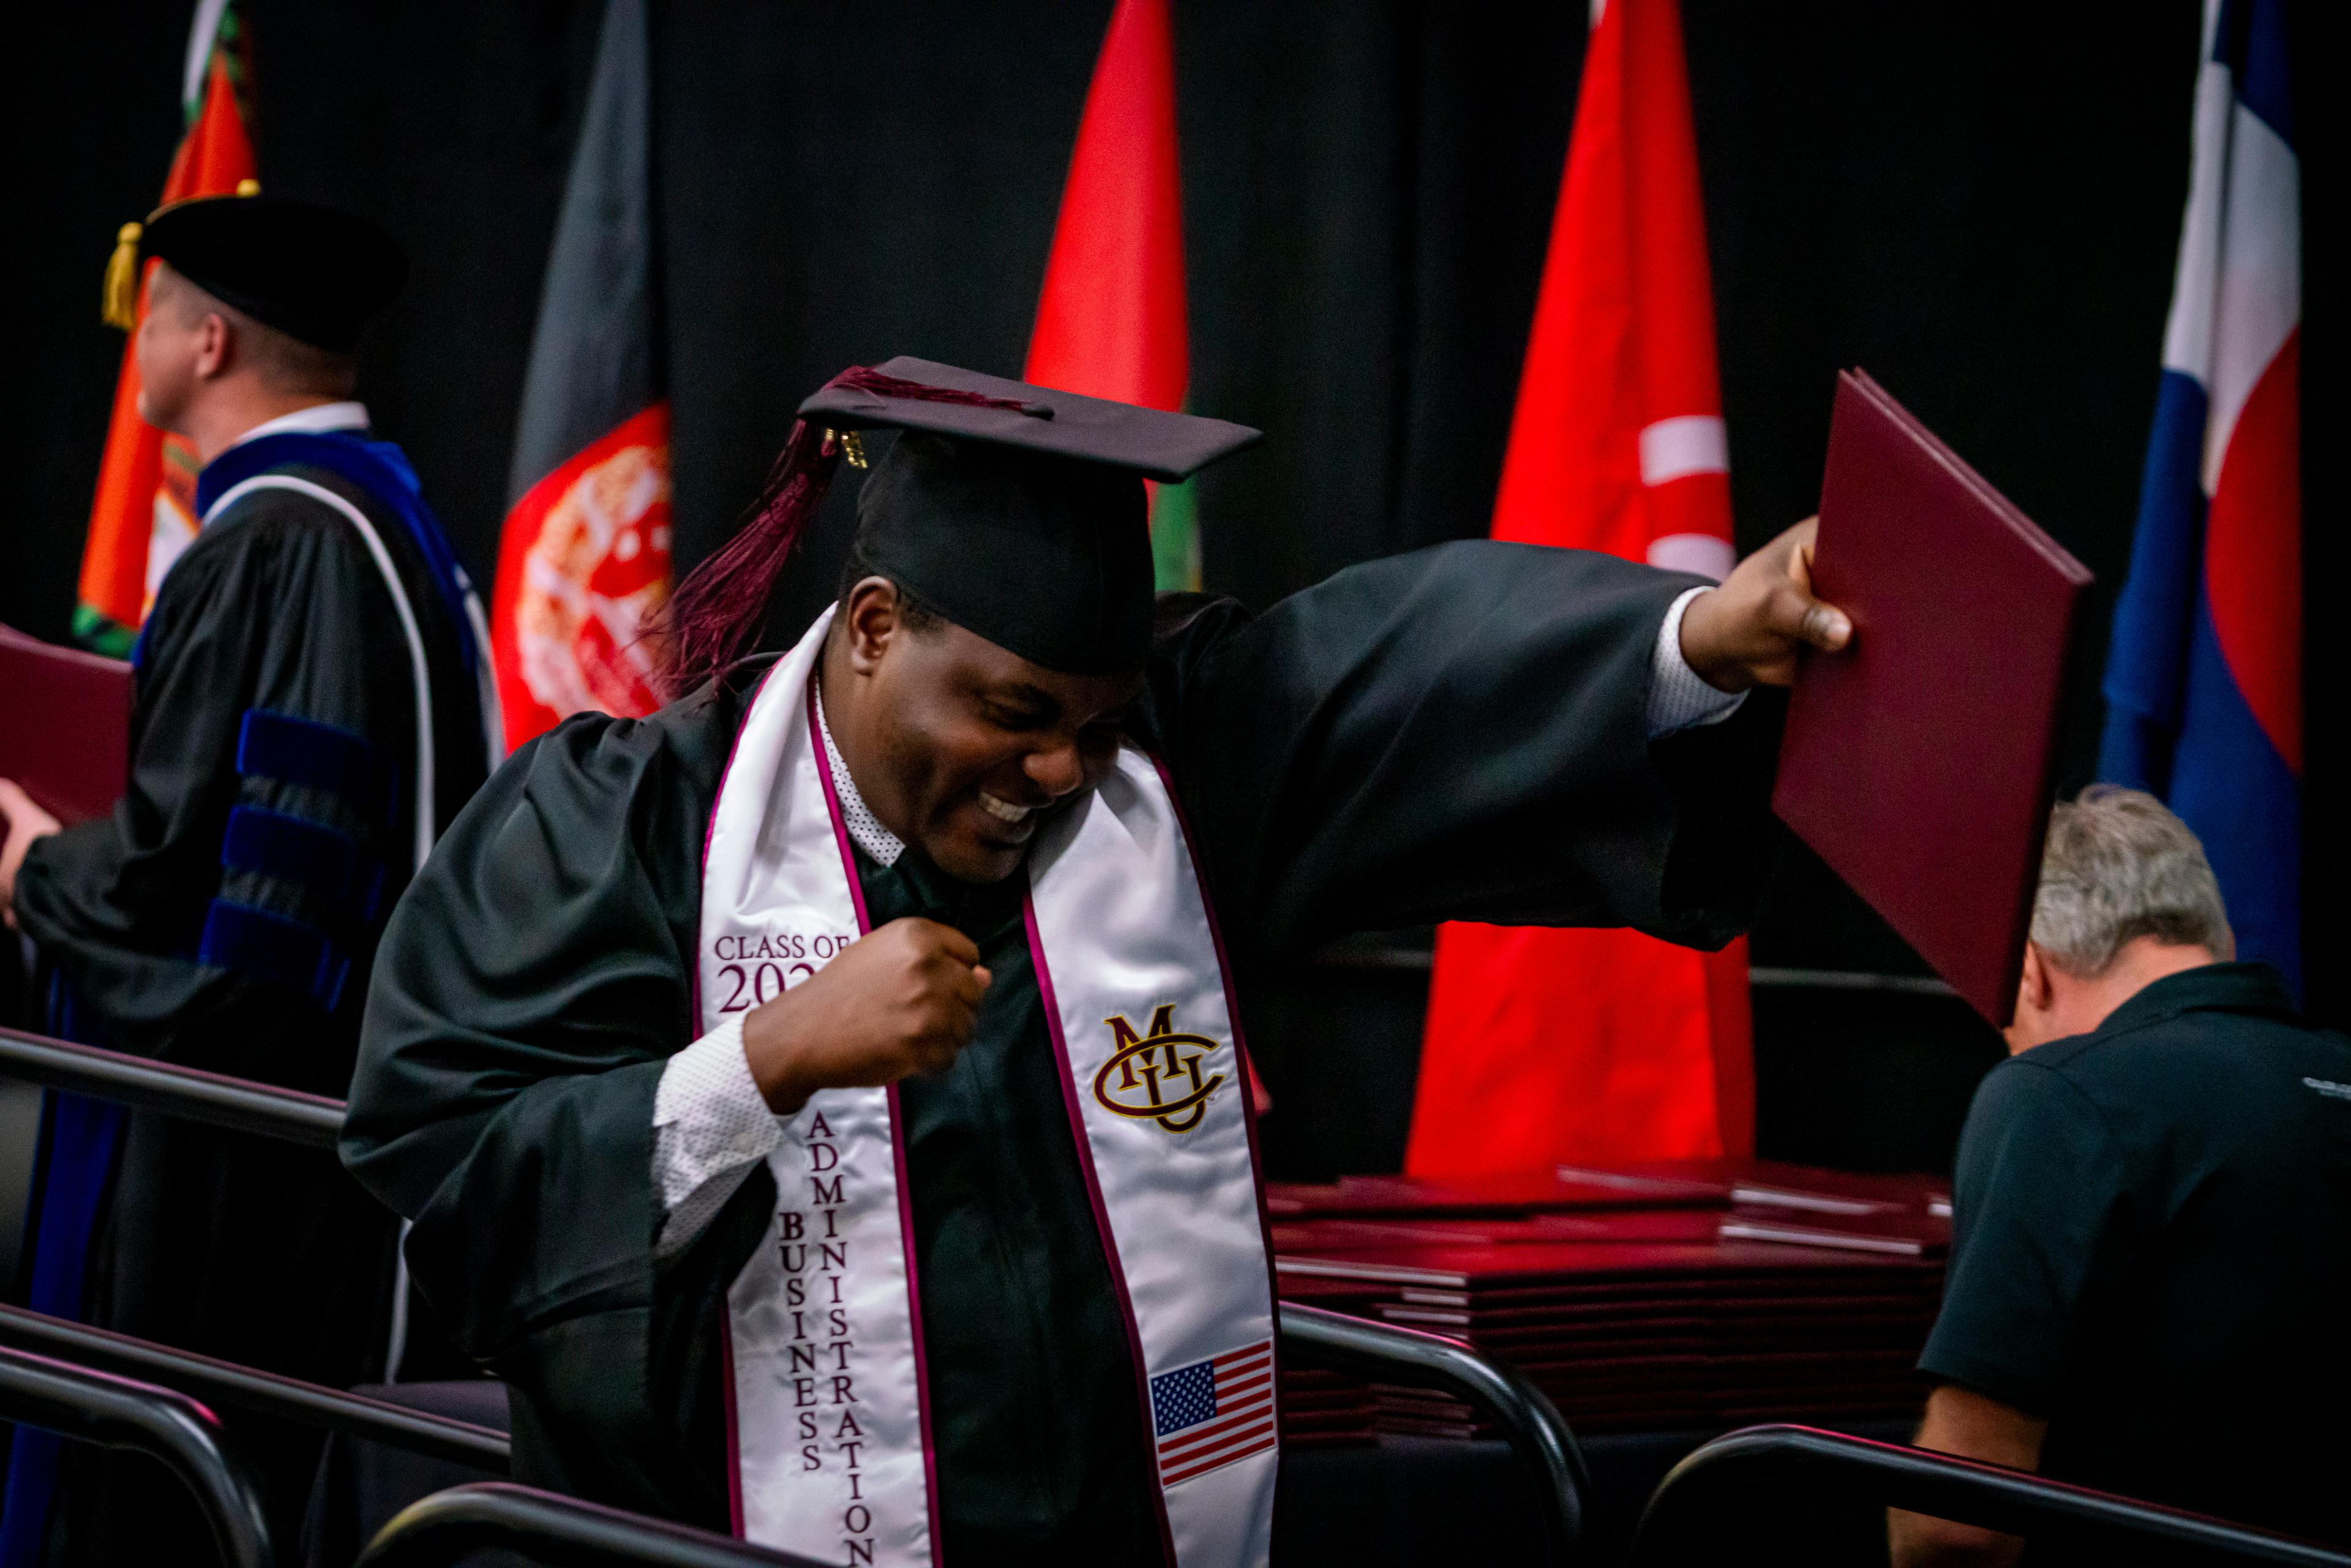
198 900 352 1012
192 430 481 681
221 803 385 923
0 980 127 1568
237 708 396 827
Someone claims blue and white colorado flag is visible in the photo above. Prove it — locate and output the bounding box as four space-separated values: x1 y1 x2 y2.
2099 0 2302 992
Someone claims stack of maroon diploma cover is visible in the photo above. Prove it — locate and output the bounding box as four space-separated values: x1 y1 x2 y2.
0 624 133 825
1267 1161 1949 1442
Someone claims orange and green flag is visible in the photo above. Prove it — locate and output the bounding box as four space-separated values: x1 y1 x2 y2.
77 0 258 654
1024 0 1198 590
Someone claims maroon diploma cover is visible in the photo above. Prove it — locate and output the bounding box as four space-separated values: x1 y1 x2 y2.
0 624 133 825
1773 370 2093 1026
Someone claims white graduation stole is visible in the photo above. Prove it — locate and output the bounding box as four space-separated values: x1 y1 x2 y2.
699 607 1278 1568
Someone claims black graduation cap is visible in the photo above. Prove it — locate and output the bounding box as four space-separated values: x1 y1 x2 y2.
801 357 1259 482
657 360 1261 693
104 184 406 353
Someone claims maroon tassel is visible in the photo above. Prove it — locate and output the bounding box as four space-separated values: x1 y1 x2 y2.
828 366 1052 419
650 419 840 698
650 366 1048 698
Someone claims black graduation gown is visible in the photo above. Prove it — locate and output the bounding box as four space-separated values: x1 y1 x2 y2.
342 541 1785 1564
10 463 489 1559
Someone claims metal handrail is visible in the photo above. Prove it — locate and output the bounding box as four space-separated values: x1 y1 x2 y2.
357 1482 839 1568
2 1027 1600 1561
0 1023 344 1147
1278 1300 1586 1566
0 1343 277 1568
0 1302 509 1472
1629 1424 2351 1567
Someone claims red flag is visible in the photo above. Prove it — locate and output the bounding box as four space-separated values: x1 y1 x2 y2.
77 7 256 654
491 0 670 752
1026 0 1268 1110
1024 0 1201 591
1406 0 1752 1177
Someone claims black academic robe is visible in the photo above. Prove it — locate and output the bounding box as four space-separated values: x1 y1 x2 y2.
10 462 489 1559
342 541 1785 1564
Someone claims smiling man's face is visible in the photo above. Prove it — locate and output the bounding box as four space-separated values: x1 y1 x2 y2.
823 578 1141 885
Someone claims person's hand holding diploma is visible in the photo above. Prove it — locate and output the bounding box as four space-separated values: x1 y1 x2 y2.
1677 517 1854 691
0 779 61 932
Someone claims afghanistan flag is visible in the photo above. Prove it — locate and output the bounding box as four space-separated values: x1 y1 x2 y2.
491 0 671 752
2099 0 2301 993
75 0 256 654
1408 0 1753 1177
1024 0 1197 590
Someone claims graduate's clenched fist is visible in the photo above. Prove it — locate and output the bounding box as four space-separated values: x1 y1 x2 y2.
1676 517 1854 692
741 917 993 1114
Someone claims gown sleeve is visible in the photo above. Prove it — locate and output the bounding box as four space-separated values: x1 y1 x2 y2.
1147 539 1787 963
339 701 757 1518
13 494 425 1087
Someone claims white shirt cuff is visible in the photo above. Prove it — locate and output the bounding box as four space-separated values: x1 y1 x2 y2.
651 1013 784 1259
1646 585 1747 736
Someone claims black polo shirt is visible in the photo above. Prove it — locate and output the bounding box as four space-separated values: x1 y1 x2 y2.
1921 962 2351 1545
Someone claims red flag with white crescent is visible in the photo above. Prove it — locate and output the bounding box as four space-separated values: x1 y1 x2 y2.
1408 0 1753 1176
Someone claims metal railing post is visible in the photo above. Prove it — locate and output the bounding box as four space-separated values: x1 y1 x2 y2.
0 1345 276 1568
1278 1300 1588 1567
357 1482 839 1568
1629 1424 2351 1567
0 1024 345 1148
0 1302 509 1472
5 1024 1611 1566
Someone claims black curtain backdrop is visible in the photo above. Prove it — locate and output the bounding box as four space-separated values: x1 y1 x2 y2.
6 2 2339 1177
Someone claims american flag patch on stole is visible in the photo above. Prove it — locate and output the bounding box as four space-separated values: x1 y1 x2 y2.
1148 1338 1277 1485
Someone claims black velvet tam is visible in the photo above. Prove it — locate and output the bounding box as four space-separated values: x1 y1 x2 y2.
140 192 405 352
806 357 1261 674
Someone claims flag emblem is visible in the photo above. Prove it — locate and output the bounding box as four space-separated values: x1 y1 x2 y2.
499 405 672 731
1149 1339 1276 1486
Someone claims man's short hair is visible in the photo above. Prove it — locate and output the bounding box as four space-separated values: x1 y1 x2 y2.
2030 786 2235 977
153 263 359 399
836 540 943 634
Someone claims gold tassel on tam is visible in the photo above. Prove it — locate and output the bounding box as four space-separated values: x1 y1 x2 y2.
101 222 143 331
102 180 260 329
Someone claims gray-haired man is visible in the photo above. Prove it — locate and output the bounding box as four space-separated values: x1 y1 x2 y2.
1891 787 2351 1566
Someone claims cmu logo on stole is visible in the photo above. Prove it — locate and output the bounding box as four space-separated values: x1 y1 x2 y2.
1092 1005 1226 1133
